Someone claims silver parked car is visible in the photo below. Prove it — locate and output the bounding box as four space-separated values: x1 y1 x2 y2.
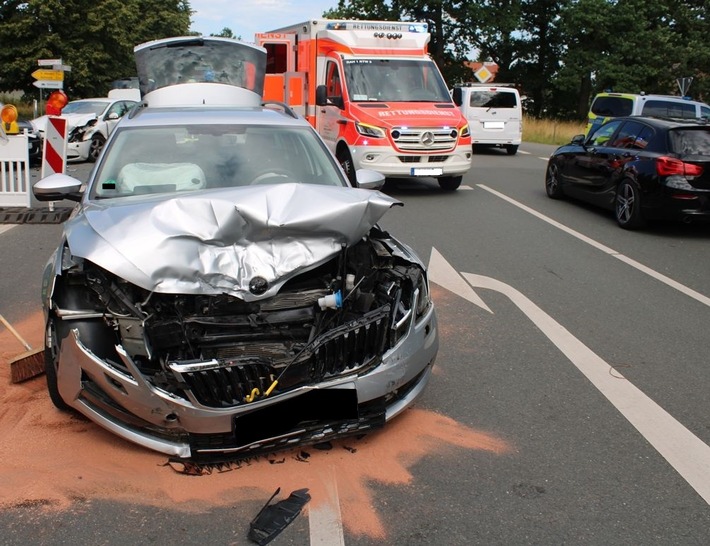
32 37 438 461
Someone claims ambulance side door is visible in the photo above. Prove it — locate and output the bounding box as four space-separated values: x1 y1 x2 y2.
316 59 345 153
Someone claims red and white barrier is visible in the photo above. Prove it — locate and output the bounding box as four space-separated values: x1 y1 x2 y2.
41 116 67 178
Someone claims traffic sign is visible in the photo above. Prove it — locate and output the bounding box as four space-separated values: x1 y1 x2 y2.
474 65 493 83
38 58 62 66
32 69 64 81
33 80 64 89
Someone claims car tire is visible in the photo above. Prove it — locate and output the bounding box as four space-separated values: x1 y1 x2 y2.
336 147 356 185
45 316 71 411
506 145 519 155
615 179 645 229
88 133 106 163
545 163 564 199
438 176 462 191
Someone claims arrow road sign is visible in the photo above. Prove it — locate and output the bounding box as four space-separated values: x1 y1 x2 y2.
33 80 64 89
32 69 64 81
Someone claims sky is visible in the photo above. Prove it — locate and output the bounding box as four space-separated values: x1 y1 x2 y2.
188 0 341 41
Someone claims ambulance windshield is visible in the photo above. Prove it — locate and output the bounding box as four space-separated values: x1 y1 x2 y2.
343 59 451 103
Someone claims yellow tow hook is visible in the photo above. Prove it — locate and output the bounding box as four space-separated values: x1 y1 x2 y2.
244 388 260 403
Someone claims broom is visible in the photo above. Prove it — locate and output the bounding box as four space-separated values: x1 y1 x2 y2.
0 313 46 383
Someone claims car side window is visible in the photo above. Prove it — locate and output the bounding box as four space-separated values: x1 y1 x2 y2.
588 120 623 147
610 120 651 149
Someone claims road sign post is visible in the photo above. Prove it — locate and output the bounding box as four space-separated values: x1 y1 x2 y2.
677 77 693 96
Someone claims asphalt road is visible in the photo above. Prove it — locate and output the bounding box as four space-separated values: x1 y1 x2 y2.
1 149 709 545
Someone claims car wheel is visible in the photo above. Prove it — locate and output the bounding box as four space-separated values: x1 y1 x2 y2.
88 133 106 163
615 179 645 229
506 145 519 155
45 316 71 411
438 176 462 191
545 163 564 199
336 148 356 185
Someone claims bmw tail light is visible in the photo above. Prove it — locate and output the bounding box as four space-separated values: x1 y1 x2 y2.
656 156 704 177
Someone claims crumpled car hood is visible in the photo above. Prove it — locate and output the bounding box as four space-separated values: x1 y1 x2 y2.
65 183 402 300
33 113 97 134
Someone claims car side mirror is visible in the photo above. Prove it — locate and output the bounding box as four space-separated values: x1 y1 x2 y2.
355 169 385 190
571 134 585 145
315 85 344 109
107 112 120 120
33 173 83 202
316 85 328 106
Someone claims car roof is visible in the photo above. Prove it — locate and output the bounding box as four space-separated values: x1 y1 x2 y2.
611 115 709 129
121 104 311 128
593 92 707 106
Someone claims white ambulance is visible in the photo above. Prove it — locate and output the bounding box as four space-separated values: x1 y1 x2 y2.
257 20 472 190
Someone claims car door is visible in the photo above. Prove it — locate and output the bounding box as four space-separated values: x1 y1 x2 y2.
103 101 132 137
562 120 624 203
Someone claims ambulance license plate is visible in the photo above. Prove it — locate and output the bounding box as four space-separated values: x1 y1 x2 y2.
411 167 444 176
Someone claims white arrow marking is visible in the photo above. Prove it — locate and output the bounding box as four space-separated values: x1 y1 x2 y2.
461 269 710 504
428 247 491 313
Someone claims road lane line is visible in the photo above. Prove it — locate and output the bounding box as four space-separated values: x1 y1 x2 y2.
0 225 16 235
309 466 345 546
462 272 710 505
477 184 710 309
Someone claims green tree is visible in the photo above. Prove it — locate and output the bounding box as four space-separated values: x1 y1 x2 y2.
0 0 191 98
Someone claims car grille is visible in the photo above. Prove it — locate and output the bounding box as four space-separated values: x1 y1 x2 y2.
391 127 458 152
397 155 448 163
171 307 389 408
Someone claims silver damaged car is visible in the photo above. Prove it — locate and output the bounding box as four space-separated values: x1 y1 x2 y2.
32 37 438 461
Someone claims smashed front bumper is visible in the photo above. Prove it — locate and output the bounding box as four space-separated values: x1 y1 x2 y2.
55 304 437 460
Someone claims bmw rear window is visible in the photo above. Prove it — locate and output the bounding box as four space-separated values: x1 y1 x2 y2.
668 128 710 157
591 96 633 117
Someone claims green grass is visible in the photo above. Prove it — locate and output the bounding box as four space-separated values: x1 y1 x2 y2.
523 115 586 146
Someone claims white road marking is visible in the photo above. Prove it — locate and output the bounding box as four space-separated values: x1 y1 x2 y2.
0 225 16 235
477 184 710 309
309 466 345 545
519 150 531 155
462 271 710 505
428 248 710 505
459 185 474 190
538 156 550 161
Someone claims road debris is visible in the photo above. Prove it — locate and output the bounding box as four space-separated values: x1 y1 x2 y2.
248 487 311 545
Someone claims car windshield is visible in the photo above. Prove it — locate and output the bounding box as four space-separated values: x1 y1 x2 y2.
343 58 451 102
90 124 346 199
62 101 110 115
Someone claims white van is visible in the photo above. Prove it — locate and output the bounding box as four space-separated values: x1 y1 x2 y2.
452 84 523 155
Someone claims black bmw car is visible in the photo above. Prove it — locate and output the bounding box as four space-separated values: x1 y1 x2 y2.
545 116 710 229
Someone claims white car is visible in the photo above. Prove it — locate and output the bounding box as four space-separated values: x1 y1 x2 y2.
32 97 138 162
